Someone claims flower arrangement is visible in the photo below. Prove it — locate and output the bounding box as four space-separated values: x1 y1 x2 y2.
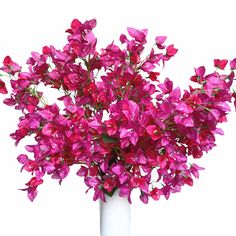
1 18 236 204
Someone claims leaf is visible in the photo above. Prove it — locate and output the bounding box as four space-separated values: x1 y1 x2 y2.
103 187 117 197
102 134 118 144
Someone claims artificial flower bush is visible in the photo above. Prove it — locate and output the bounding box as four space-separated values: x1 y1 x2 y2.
1 18 236 203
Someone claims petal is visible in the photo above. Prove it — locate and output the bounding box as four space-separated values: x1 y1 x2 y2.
182 117 194 127
112 165 124 175
140 62 155 72
119 186 131 198
28 188 38 201
41 123 54 136
140 192 149 204
155 36 167 49
127 27 147 43
166 44 178 57
214 59 228 70
230 58 236 69
17 154 29 164
76 166 88 177
130 131 139 146
0 79 8 94
195 66 205 77
176 101 193 114
119 175 128 184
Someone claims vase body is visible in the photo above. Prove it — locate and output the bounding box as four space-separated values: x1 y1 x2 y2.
100 191 131 236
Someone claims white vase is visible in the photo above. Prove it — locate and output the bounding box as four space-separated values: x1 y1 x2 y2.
100 191 131 236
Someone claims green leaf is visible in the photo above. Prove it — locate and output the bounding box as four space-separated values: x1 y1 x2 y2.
102 134 117 144
103 187 118 197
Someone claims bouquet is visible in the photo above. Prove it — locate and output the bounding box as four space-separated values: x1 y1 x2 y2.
1 18 236 203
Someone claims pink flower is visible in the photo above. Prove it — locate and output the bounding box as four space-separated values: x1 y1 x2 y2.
190 66 206 83
163 44 178 61
105 119 118 136
119 186 132 203
122 100 139 121
127 27 148 44
66 19 82 33
42 123 55 136
120 34 128 44
51 164 70 184
166 44 178 57
120 126 139 148
17 154 29 165
214 59 228 69
176 101 193 114
149 188 162 200
63 73 79 91
140 62 155 72
0 79 7 94
174 115 194 127
21 177 44 201
155 36 167 49
2 56 21 75
230 58 236 69
146 125 161 140
190 163 205 178
67 19 97 58
149 71 160 81
195 66 206 77
158 78 173 94
130 52 141 64
76 166 88 177
140 192 149 204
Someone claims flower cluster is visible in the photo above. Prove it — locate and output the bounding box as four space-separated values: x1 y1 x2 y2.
1 18 236 203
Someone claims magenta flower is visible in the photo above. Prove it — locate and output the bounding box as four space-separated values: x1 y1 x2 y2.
1 18 236 204
21 177 44 201
158 77 173 94
1 56 21 75
214 59 228 70
230 58 236 69
155 36 167 49
0 79 7 94
127 27 148 44
146 125 161 140
163 44 178 61
119 126 139 148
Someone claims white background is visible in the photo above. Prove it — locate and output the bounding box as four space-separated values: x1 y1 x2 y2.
1 0 236 235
